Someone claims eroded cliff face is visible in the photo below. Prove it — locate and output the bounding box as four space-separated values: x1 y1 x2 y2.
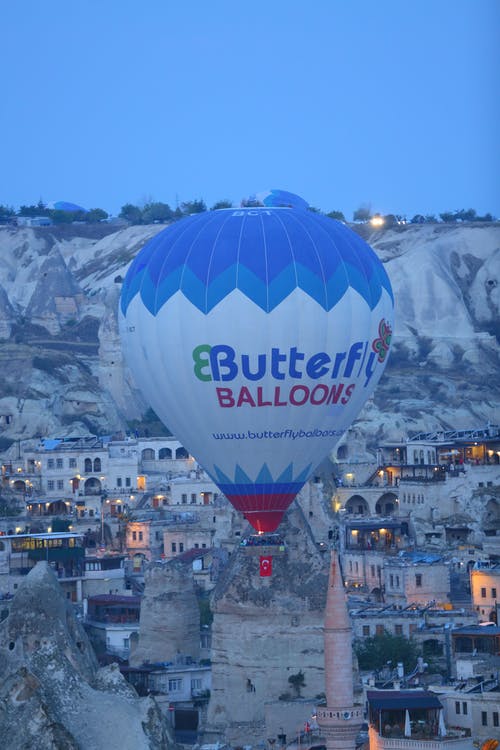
130 559 201 667
0 562 174 750
0 222 498 455
205 506 331 744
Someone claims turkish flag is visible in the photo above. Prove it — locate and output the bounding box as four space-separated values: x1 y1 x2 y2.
260 555 272 577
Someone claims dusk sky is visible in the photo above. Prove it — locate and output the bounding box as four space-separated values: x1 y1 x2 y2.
3 0 499 219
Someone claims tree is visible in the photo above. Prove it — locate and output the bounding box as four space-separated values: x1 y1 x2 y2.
211 199 233 210
180 199 206 215
355 632 419 673
288 670 306 698
142 201 174 224
52 517 71 532
119 203 143 224
326 210 346 222
86 208 109 223
0 204 15 217
18 202 50 217
353 204 371 222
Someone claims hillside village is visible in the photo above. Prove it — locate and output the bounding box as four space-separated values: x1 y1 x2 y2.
0 422 499 747
0 221 499 748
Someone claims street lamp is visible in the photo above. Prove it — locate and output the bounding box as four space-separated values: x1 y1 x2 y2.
101 492 108 547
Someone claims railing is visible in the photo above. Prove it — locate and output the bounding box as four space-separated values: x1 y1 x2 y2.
369 727 472 749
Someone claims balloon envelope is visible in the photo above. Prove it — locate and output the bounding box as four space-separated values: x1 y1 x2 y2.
119 206 394 532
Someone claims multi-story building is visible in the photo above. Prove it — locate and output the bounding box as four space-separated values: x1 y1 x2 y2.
84 594 141 660
470 562 500 623
433 672 500 746
0 531 85 600
383 553 451 608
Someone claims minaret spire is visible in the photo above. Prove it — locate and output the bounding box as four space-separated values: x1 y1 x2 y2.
316 550 363 750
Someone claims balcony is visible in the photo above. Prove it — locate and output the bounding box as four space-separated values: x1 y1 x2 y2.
368 726 472 749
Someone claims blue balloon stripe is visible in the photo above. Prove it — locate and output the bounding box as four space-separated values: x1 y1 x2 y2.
120 208 393 317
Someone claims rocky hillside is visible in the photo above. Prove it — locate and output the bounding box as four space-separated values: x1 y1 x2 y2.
0 562 174 749
0 221 498 458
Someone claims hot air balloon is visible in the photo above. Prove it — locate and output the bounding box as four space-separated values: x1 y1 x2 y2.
119 199 394 533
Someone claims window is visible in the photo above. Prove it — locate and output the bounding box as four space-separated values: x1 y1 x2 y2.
349 561 353 572
138 531 143 541
123 638 130 648
69 458 77 468
191 493 197 503
375 624 384 636
396 575 400 587
395 624 403 635
481 711 487 726
93 458 101 472
390 574 394 587
362 625 370 636
171 542 177 553
179 542 184 552
84 458 92 472
202 543 206 548
415 573 422 587
455 701 460 714
492 588 497 598
117 477 122 487
56 458 63 469
481 587 487 598
132 531 137 541
47 480 55 490
355 561 358 573
194 543 199 549
462 702 467 715
57 480 64 490
48 459 55 469
125 477 131 487
191 678 202 690
181 493 187 504
168 678 182 692
371 565 375 577
155 532 160 541
493 712 499 728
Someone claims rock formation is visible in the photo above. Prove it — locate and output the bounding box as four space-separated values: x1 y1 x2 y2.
130 558 201 666
205 504 336 745
0 562 175 749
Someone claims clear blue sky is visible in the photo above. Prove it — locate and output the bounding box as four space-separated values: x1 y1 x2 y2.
2 0 499 219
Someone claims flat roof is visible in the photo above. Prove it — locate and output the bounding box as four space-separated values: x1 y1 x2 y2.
452 625 500 636
0 532 83 540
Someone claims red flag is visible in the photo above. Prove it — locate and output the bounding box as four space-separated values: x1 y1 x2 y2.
260 555 272 577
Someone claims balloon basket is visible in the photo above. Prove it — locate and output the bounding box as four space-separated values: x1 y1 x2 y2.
239 534 286 556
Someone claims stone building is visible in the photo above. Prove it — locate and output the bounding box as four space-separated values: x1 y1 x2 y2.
470 562 500 622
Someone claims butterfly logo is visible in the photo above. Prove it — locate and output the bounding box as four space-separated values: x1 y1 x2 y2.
372 319 392 363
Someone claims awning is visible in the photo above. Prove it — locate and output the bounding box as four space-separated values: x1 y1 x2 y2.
367 691 442 710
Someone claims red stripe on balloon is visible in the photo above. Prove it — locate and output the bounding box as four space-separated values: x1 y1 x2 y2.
225 492 297 532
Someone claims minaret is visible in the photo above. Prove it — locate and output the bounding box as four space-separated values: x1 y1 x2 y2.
316 551 363 750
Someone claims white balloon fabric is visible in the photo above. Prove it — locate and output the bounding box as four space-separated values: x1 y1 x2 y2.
119 205 394 532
